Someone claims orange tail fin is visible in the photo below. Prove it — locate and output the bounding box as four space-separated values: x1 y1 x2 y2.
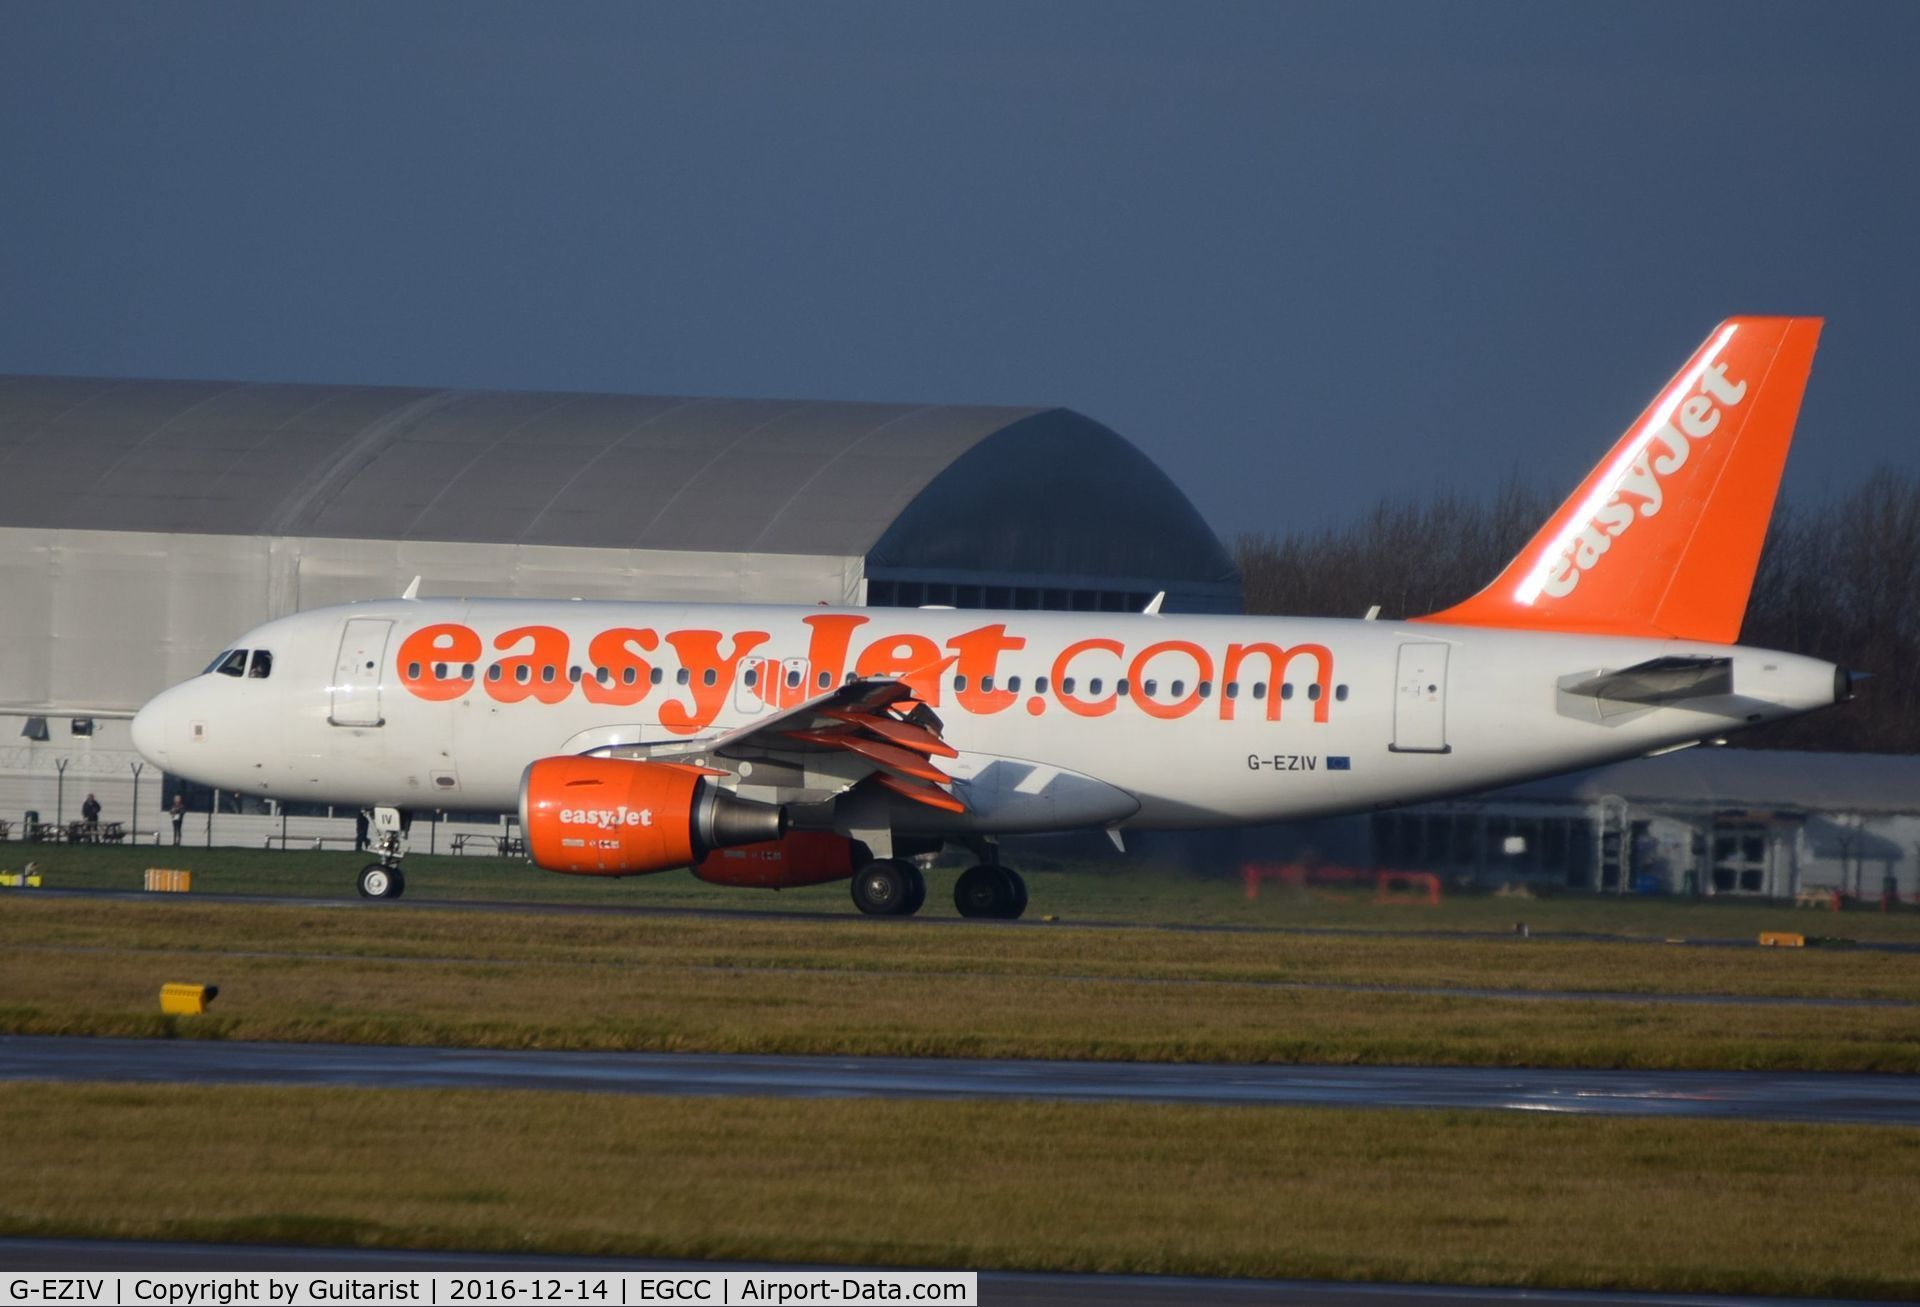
1415 316 1822 644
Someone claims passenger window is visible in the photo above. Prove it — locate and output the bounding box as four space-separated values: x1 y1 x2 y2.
1089 678 1103 695
408 662 423 680
541 666 557 684
214 649 248 678
1035 677 1048 695
1307 683 1321 701
1252 683 1267 700
651 667 664 685
785 668 800 688
595 667 610 684
954 675 968 692
676 668 690 686
516 666 531 684
487 665 502 682
1116 679 1129 696
1007 676 1021 693
461 664 475 681
1225 682 1239 699
818 671 831 689
1335 684 1349 702
744 667 758 687
568 666 583 683
1061 677 1075 695
1198 681 1211 698
248 650 273 679
981 676 994 693
1281 683 1294 700
1170 680 1185 697
623 667 638 686
1141 679 1156 697
432 662 447 680
704 669 718 687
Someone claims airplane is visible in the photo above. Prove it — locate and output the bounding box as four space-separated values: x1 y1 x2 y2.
130 316 1848 917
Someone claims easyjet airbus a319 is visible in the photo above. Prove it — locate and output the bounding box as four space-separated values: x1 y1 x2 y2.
132 318 1848 917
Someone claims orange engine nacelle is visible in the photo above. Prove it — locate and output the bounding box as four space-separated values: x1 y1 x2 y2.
519 756 783 876
694 831 860 889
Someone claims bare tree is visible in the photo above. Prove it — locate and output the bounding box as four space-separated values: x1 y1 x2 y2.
1236 469 1920 753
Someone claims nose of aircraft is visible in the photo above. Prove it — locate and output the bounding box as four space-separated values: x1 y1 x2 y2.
130 692 171 768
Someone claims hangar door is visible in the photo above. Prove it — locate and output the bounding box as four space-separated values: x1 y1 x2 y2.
1391 642 1450 753
330 618 391 727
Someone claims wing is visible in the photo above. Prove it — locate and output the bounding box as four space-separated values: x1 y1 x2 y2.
616 678 965 814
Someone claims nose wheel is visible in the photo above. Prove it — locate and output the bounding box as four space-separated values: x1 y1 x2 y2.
954 864 1028 919
357 862 406 899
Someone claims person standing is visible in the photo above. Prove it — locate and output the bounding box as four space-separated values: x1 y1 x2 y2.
169 794 186 847
81 792 102 842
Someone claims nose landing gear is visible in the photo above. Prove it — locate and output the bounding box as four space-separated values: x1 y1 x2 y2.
356 806 410 900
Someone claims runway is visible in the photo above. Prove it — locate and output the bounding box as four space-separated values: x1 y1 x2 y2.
0 1239 1889 1307
32 885 1920 954
6 1036 1918 1124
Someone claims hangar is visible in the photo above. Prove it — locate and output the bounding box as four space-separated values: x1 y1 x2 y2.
0 373 1239 841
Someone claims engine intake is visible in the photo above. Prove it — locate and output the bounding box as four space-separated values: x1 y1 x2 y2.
519 756 783 876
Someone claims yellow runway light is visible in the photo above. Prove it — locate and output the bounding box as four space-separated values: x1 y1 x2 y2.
144 868 192 892
1759 931 1806 948
160 983 218 1015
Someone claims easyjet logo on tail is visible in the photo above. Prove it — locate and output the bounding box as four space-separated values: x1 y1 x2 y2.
1527 326 1748 602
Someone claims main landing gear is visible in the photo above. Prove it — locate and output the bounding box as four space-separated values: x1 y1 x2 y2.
356 806 409 900
847 858 1027 920
953 864 1028 920
850 858 926 916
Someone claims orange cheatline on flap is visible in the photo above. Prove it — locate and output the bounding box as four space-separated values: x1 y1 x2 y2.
783 729 954 786
873 772 967 814
819 707 959 757
1415 317 1822 644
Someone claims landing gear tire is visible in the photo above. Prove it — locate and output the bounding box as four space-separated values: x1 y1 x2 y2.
852 859 920 916
1004 867 1029 919
954 864 1026 920
358 863 405 900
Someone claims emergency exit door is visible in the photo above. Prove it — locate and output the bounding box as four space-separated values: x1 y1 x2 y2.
330 618 392 727
1391 642 1450 753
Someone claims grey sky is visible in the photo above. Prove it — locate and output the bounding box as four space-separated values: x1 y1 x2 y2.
3 1 1916 539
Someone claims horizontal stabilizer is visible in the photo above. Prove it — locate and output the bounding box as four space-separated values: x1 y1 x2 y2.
1562 656 1733 706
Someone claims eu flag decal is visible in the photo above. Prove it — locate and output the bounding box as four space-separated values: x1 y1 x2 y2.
1328 756 1352 771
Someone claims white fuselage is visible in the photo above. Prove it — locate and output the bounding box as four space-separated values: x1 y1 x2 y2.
130 598 1841 833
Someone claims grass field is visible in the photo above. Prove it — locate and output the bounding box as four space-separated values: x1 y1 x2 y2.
3 1083 1917 1299
7 895 1919 1069
9 841 1920 942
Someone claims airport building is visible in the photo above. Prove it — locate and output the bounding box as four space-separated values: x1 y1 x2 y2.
0 373 1239 845
1369 749 1920 902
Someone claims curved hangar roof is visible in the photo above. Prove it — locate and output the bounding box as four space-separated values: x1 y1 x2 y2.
0 375 1238 607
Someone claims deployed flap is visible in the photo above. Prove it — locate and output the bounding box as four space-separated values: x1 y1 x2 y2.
1562 655 1734 706
640 677 965 813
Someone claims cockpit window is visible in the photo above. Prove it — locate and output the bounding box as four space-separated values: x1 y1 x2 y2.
248 650 273 679
213 649 249 678
202 650 234 675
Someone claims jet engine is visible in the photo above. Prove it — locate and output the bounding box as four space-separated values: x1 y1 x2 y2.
694 831 860 888
519 756 783 876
